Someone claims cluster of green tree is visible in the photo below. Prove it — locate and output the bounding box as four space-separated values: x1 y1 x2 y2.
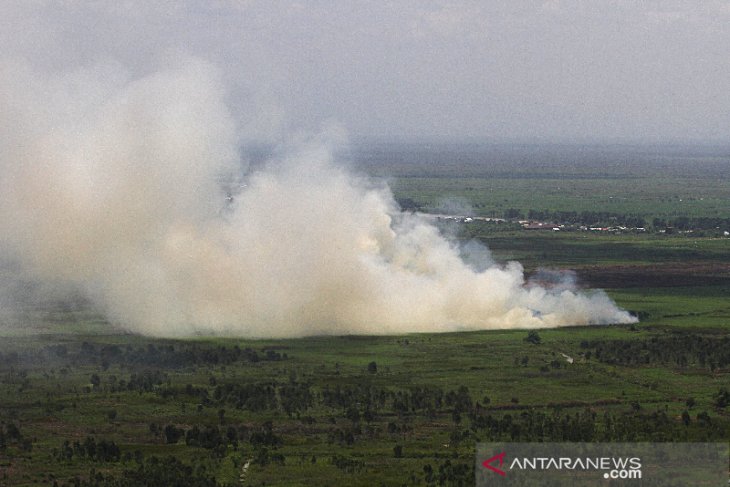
278 381 316 416
422 460 472 487
326 426 359 446
54 456 219 487
124 370 168 392
327 415 413 447
212 382 279 411
157 383 210 403
0 365 30 391
153 381 488 450
54 437 121 463
330 454 365 474
580 333 730 370
395 197 419 211
159 381 254 410
470 409 596 441
89 370 169 394
252 446 285 467
713 388 729 409
320 383 475 418
162 380 383 418
321 383 387 412
245 421 286 466
0 342 288 371
468 407 723 442
0 422 31 453
51 423 278 472
249 421 283 449
157 420 283 464
184 425 228 452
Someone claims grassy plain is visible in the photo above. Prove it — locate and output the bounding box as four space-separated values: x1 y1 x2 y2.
357 142 730 220
388 175 730 220
0 143 728 486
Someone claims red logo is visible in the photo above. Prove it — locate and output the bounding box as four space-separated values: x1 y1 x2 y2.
482 452 506 476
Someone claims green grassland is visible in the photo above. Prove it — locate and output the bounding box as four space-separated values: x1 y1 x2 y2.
1 230 727 486
356 142 730 221
388 175 730 220
471 231 730 266
1 144 729 486
0 321 728 486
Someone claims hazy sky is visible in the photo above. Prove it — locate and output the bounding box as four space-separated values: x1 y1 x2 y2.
2 0 729 143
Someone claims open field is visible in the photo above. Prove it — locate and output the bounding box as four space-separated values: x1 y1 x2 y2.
388 175 730 220
1 144 729 486
3 0 730 483
352 142 730 223
1 302 728 486
1 312 729 486
1 232 728 486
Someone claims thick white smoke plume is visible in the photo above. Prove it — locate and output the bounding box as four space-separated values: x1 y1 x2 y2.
0 58 636 337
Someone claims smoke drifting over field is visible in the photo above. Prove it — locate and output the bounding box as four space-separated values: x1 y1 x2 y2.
0 58 636 337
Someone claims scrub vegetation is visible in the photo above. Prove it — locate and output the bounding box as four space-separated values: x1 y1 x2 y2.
1 144 728 486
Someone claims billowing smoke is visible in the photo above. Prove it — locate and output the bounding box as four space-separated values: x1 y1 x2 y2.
0 57 636 337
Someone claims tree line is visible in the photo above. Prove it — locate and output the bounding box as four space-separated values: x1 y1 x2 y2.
580 333 730 371
0 341 287 372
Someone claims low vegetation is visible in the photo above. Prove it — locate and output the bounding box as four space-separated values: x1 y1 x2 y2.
1 145 728 485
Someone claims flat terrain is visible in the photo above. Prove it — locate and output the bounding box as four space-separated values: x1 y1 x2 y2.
1 144 728 486
355 142 730 221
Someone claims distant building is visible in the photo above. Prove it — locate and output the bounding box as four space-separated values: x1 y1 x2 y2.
523 222 553 230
